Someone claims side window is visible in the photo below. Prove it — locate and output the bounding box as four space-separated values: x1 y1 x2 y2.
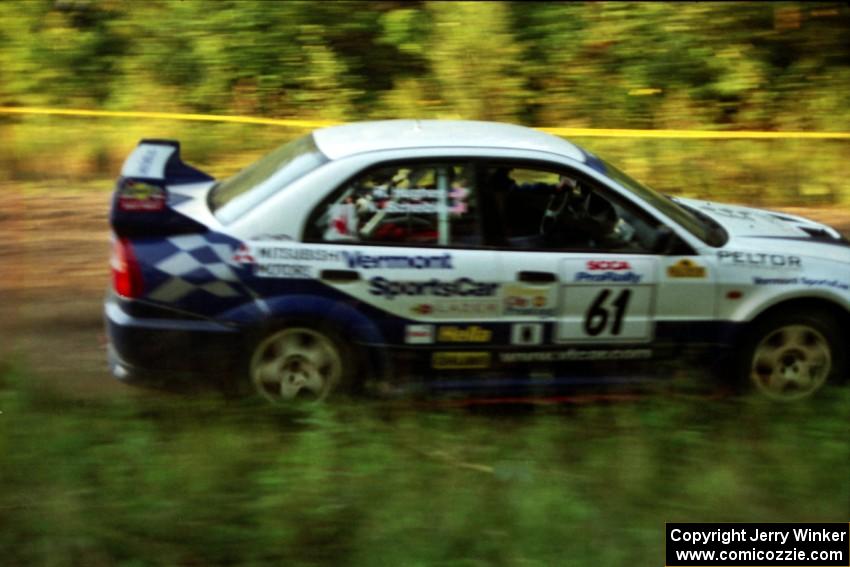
307 162 481 247
480 164 668 253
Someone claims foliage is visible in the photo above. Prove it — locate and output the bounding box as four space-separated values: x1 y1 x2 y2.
1 1 849 130
1 1 849 203
1 364 849 566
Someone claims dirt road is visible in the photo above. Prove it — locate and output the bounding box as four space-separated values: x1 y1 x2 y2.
3 182 850 398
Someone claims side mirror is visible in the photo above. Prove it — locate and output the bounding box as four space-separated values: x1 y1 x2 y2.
655 226 677 254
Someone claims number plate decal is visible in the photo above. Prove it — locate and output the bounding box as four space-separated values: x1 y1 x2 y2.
558 258 657 342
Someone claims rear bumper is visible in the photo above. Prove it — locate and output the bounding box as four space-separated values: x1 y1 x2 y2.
104 294 244 387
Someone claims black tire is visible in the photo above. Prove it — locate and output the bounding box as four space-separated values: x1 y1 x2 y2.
735 308 846 401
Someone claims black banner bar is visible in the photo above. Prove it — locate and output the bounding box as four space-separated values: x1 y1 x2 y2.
666 523 849 566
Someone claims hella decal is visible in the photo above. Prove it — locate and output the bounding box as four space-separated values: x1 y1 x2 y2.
369 277 499 300
437 325 492 343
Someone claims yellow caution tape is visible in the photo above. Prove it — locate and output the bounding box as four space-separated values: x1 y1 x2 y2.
0 106 337 129
2 106 849 140
539 127 850 140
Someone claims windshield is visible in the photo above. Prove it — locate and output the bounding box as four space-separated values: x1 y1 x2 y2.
600 159 724 246
210 134 328 224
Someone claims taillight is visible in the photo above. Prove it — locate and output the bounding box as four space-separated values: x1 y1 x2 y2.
111 235 144 298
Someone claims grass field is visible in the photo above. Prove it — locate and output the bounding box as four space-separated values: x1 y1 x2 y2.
1 362 848 566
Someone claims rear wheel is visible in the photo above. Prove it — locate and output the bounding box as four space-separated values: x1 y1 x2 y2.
249 326 348 404
738 310 845 401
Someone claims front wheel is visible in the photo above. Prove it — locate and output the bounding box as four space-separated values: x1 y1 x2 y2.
249 326 348 404
738 310 845 401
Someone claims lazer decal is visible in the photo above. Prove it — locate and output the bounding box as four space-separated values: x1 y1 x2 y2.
500 348 652 363
369 277 499 300
717 251 802 269
503 285 556 316
343 252 452 270
437 325 492 343
117 180 166 212
411 301 501 317
511 323 543 346
432 352 491 370
667 259 707 278
405 324 435 345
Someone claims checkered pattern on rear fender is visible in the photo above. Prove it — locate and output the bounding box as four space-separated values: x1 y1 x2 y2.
144 233 248 304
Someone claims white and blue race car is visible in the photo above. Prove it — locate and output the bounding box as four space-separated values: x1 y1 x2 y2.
105 120 850 402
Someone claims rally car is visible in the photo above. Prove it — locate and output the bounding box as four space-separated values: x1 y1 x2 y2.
105 120 850 402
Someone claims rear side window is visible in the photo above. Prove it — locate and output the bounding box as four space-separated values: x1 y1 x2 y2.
305 162 481 247
210 134 328 224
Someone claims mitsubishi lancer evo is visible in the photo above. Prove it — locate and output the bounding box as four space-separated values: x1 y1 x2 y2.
105 120 850 402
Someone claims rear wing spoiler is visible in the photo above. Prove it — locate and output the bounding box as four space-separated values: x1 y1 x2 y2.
110 139 214 237
120 139 213 185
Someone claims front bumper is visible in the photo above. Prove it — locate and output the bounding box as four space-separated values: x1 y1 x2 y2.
104 293 244 388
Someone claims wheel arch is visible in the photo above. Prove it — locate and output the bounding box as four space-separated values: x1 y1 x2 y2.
236 293 392 382
746 295 850 332
732 295 850 398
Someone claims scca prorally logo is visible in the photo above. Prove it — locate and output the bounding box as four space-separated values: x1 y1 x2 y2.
576 260 641 284
586 260 631 271
344 252 452 270
575 272 641 283
369 277 499 300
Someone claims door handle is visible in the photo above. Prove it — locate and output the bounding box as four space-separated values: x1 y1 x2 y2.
320 269 360 282
517 271 557 283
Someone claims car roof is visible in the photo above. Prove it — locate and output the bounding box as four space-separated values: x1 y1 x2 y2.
312 119 587 162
